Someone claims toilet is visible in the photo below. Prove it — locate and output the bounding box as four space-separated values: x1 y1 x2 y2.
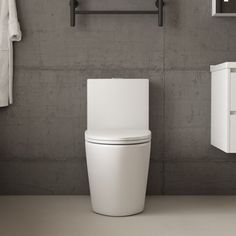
85 79 151 216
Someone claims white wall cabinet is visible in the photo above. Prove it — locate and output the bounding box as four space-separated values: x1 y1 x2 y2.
211 62 236 153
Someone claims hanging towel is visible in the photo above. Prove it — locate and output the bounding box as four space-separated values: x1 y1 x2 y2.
0 0 22 107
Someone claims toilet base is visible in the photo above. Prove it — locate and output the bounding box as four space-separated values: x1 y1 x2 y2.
85 141 151 217
93 208 145 217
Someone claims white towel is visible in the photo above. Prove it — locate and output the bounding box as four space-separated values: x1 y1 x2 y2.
0 0 22 107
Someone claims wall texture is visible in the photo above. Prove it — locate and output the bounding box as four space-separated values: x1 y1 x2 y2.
1 0 236 194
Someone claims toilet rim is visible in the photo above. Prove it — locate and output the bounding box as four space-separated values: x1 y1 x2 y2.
85 130 151 145
85 129 151 145
85 137 151 145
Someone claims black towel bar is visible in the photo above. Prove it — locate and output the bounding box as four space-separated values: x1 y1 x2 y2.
70 0 164 27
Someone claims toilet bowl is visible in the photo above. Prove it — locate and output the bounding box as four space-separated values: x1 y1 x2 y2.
85 79 151 216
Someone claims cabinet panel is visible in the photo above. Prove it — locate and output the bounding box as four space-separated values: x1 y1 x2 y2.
230 73 236 111
211 63 236 153
230 114 236 152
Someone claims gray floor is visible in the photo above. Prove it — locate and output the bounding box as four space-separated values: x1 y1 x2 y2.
0 196 236 236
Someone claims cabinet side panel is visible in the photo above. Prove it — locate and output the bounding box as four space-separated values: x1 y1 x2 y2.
230 72 236 153
212 0 217 16
211 70 229 152
230 115 236 152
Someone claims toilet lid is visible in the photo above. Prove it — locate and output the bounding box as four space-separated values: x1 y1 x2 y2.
85 129 151 145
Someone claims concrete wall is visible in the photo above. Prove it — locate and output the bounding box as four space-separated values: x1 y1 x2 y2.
1 0 236 194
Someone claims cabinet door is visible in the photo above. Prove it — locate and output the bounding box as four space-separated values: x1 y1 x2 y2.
230 114 236 152
231 73 236 111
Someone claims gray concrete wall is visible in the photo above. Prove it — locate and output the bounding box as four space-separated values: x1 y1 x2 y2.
1 0 236 194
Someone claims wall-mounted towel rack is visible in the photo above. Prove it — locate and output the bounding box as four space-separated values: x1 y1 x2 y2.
70 0 164 27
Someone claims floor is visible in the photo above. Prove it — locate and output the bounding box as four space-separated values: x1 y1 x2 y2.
0 196 236 236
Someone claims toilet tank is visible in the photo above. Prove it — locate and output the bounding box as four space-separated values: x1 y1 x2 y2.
87 79 149 130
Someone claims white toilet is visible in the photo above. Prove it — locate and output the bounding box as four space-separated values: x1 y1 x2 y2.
85 79 151 216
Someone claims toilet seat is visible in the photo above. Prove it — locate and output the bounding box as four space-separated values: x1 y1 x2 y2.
85 129 151 145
